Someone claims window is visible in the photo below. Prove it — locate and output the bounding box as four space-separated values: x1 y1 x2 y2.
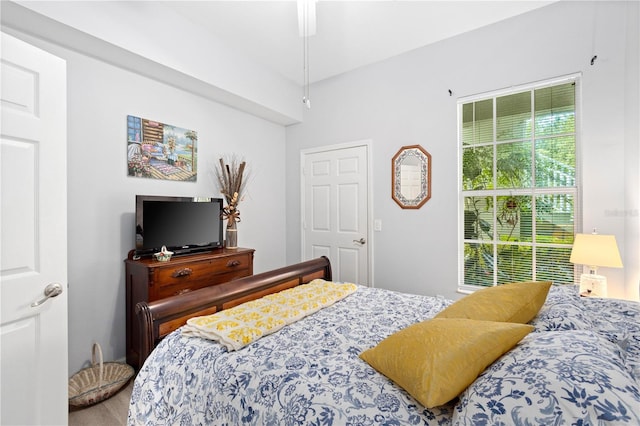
458 76 580 289
127 115 142 143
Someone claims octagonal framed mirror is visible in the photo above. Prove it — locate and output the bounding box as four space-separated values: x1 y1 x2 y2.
392 145 432 209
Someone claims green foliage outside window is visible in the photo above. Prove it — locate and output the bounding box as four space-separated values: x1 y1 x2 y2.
461 82 578 287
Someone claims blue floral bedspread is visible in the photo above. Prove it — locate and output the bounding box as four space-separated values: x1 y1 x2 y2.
128 285 640 426
454 286 640 425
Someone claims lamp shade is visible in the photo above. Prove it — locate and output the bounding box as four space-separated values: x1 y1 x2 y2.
569 233 623 268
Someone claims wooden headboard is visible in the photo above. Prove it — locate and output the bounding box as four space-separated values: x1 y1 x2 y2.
135 256 332 366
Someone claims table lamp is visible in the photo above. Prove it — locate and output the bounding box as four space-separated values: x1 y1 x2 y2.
569 233 623 297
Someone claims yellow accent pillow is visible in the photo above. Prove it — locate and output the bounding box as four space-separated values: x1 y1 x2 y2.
434 281 551 323
359 318 533 408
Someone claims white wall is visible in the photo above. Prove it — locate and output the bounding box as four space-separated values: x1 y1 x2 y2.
2 29 288 374
286 1 640 301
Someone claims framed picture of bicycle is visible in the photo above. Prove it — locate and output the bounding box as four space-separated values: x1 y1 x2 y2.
126 115 198 182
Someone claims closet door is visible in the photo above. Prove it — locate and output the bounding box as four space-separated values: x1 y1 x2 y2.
302 142 371 285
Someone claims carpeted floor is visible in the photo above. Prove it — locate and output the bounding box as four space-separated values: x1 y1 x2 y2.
69 380 133 426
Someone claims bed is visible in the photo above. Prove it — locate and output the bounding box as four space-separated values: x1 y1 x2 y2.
128 257 640 425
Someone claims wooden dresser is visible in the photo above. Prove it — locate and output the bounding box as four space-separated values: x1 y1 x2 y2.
125 247 254 369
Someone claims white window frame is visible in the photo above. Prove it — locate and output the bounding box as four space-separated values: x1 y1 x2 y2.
457 74 582 293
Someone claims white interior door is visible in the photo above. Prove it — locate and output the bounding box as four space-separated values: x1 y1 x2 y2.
302 142 371 285
1 32 68 425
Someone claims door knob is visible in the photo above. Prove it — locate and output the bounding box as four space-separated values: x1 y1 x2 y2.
353 238 366 245
31 283 63 307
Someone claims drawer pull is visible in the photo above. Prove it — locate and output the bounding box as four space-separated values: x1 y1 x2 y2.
174 288 192 296
172 268 193 278
227 260 241 267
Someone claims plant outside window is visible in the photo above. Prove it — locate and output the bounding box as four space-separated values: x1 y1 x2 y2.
460 80 578 288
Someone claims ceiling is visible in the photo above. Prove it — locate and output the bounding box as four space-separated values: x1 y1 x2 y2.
164 1 556 86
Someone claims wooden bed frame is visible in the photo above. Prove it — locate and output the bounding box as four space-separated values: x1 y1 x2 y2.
135 256 332 366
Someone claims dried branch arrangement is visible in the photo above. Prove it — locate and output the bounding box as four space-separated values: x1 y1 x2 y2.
214 156 249 227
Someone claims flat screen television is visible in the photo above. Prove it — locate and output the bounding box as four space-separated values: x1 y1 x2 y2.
135 195 224 258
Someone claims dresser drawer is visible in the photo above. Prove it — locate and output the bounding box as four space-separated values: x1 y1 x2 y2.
205 253 252 273
155 255 248 283
152 254 251 297
155 269 250 299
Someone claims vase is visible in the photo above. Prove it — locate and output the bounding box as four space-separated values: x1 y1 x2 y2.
226 220 238 249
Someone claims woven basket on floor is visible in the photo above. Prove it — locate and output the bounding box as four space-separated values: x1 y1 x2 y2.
68 343 134 408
